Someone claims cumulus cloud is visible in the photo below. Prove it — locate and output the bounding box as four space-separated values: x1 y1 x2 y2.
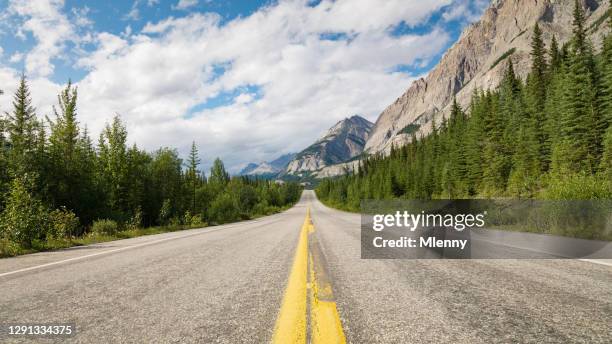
0 0 487 172
7 0 76 77
173 0 198 11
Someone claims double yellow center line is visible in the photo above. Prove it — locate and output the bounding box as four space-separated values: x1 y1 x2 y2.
272 208 346 344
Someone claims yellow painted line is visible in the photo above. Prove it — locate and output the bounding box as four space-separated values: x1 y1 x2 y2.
272 209 311 344
309 253 346 344
272 207 346 344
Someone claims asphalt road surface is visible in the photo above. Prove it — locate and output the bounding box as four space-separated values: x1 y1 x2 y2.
1 191 610 343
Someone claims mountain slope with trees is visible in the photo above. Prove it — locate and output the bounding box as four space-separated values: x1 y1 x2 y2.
365 0 610 155
317 3 612 212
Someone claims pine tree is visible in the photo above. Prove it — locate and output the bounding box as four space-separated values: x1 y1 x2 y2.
98 115 129 217
209 158 230 187
526 23 549 169
598 7 612 180
601 126 612 177
5 75 38 178
464 90 486 194
601 7 612 125
186 141 201 213
554 0 604 173
549 35 562 72
0 114 9 203
48 81 80 210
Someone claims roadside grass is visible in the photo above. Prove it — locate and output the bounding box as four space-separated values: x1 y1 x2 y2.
0 204 295 259
0 224 205 258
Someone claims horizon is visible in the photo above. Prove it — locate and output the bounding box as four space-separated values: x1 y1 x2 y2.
0 0 489 172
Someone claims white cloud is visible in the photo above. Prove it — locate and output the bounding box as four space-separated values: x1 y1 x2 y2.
235 93 255 104
72 6 93 27
1 0 487 172
442 0 490 23
72 0 454 171
9 52 23 63
173 0 198 11
7 0 77 77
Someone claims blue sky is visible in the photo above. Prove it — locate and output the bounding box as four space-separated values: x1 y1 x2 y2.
0 0 489 172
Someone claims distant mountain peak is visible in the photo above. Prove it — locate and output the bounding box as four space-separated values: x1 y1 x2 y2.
284 115 373 176
238 153 296 177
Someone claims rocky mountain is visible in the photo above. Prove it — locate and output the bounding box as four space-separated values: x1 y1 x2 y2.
365 0 611 154
238 153 295 177
283 115 373 176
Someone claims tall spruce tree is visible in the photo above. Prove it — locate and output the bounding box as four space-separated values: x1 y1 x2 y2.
554 0 604 173
48 81 81 211
98 115 129 218
549 35 562 72
526 23 549 169
600 8 612 176
0 111 9 204
186 141 202 213
209 158 230 188
5 75 38 178
602 7 612 125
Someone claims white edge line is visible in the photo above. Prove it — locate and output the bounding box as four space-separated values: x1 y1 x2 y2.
578 259 612 267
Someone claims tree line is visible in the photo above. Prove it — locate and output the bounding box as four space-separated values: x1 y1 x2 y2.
317 2 612 211
0 79 301 253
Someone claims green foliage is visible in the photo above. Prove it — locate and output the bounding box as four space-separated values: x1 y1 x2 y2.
542 172 612 200
158 199 172 226
91 219 119 236
0 73 301 256
208 193 240 224
183 210 203 227
5 75 41 179
185 141 202 213
48 207 80 239
98 115 129 217
399 123 420 135
0 177 49 247
490 48 516 70
126 206 143 230
552 1 605 174
209 158 230 187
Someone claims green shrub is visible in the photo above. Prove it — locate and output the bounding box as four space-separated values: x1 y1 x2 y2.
0 177 49 248
91 219 119 235
542 173 612 200
158 199 171 226
209 193 240 224
169 216 182 229
490 48 516 70
126 207 143 230
0 238 22 257
183 211 203 227
48 207 80 239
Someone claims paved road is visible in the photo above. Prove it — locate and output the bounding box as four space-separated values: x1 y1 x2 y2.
1 191 611 343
